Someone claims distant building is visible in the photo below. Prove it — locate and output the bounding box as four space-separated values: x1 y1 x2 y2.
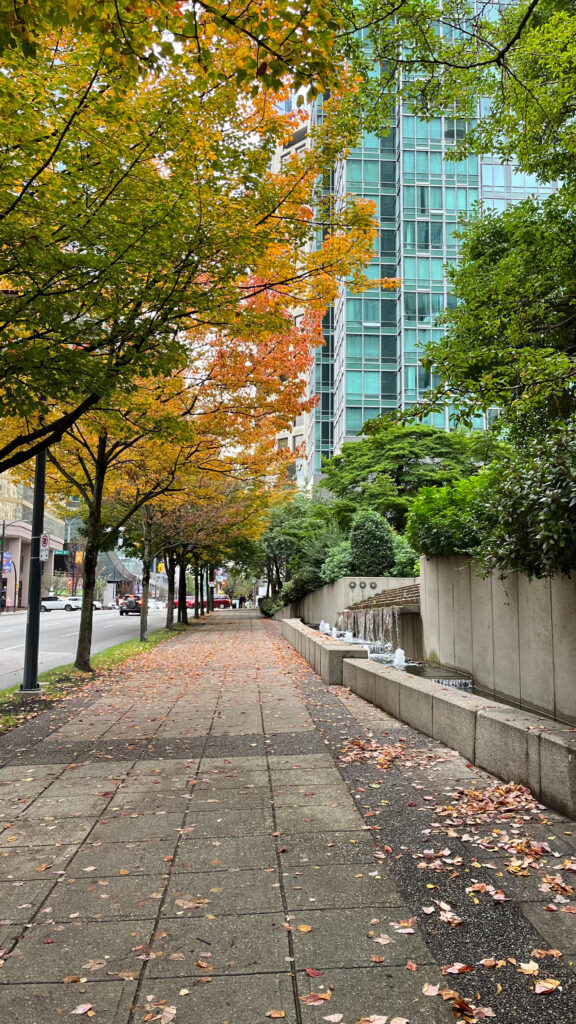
0 473 65 608
276 98 554 486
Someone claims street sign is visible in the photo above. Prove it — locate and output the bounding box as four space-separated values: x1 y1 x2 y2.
75 550 84 564
54 549 67 555
2 552 12 573
39 533 50 561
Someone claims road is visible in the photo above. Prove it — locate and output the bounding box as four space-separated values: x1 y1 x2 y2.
0 606 169 690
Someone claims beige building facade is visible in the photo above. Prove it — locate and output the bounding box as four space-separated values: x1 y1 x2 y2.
0 474 65 609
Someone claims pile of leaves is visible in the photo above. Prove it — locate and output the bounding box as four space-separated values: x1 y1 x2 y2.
339 737 407 771
434 781 541 825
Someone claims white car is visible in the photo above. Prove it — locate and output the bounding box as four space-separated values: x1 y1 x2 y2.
40 594 81 612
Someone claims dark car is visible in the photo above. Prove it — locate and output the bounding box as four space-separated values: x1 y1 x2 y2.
119 594 142 615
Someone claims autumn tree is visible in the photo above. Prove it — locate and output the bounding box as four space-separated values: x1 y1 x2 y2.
0 9 385 473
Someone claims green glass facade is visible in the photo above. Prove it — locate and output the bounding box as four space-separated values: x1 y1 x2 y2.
304 101 553 483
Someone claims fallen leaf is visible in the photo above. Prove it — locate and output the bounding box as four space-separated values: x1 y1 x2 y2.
517 960 539 976
323 1016 344 1023
441 963 472 975
63 976 81 984
534 978 561 994
70 1005 92 1016
304 968 323 977
406 961 418 971
300 992 331 1005
422 983 439 996
265 1012 286 1019
297 924 312 933
178 989 189 996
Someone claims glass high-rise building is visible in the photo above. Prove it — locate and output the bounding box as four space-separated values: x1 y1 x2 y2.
303 99 553 485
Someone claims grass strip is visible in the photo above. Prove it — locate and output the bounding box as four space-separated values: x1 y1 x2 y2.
0 624 190 735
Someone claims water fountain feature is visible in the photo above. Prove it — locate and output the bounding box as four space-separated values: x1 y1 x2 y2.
315 614 473 691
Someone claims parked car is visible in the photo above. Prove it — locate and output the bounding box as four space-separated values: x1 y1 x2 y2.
91 600 103 610
119 594 142 615
174 595 231 610
40 595 81 612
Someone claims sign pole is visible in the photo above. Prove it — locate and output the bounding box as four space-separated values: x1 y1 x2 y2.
21 450 46 692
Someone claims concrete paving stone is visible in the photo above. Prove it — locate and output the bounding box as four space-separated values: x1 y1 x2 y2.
57 762 134 780
0 817 96 848
145 912 290 977
48 873 168 921
126 759 200 775
192 771 272 790
267 754 336 771
179 808 274 838
272 784 353 807
0 980 138 1023
290 907 434 969
89 812 185 844
521 902 576 954
0 879 54 922
268 769 347 788
14 793 113 819
282 862 403 911
0 843 78 880
296 966 454 1024
68 839 177 876
189 787 271 810
198 757 268 772
278 832 379 867
131 972 296 1024
0 764 64 783
141 740 207 759
163 869 284 916
174 835 277 872
0 918 155 983
274 803 363 834
107 792 190 814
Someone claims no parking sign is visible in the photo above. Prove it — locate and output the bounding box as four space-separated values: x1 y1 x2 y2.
39 533 50 561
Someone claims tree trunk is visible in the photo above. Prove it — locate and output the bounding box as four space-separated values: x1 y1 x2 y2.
75 435 106 671
165 549 175 629
139 512 152 642
194 560 199 619
199 567 204 615
206 565 212 612
178 553 188 625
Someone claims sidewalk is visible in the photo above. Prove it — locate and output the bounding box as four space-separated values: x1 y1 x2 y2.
0 611 575 1024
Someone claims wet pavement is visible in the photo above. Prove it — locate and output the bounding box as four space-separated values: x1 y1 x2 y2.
0 611 574 1023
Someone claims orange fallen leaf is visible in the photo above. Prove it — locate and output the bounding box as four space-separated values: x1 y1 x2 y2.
265 1012 285 1019
297 924 312 933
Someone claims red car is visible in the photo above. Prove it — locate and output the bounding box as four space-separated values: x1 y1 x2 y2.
173 596 231 609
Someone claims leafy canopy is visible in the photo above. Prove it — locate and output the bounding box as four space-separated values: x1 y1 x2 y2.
322 421 499 530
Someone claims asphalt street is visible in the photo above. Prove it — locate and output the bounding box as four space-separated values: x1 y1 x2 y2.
0 606 168 690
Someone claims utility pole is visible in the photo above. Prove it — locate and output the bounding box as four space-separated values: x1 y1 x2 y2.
0 519 5 614
21 450 46 692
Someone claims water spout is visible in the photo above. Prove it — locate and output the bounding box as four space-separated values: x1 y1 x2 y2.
393 647 407 669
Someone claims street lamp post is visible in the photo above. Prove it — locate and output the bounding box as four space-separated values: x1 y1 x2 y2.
21 450 46 692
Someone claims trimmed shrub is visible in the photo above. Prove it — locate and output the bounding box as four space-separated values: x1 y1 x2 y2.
349 509 395 576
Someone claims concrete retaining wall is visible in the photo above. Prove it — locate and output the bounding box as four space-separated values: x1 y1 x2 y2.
280 618 368 685
421 557 576 725
279 620 576 818
275 576 416 630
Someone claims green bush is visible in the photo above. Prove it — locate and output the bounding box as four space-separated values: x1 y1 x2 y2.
391 534 419 577
320 540 352 584
258 596 283 618
349 509 395 575
480 422 576 578
280 575 315 605
405 472 493 558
